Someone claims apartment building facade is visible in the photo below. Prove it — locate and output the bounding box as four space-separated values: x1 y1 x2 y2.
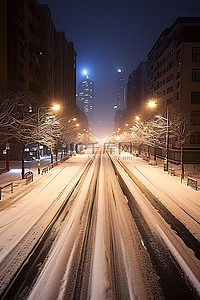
126 61 147 125
147 17 200 148
0 0 77 160
55 32 76 117
0 0 41 99
0 0 76 115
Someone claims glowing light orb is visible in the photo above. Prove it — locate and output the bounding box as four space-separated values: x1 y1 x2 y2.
148 101 156 108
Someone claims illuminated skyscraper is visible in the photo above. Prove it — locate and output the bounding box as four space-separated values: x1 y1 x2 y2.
76 71 93 130
116 69 126 110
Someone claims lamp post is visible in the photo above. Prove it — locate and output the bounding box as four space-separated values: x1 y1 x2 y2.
148 101 169 171
37 104 60 174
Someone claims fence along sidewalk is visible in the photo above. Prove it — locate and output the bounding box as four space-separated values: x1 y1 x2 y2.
0 182 13 200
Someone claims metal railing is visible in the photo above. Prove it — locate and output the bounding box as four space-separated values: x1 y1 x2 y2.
41 155 70 176
41 166 49 175
0 182 13 200
49 161 58 170
168 167 175 176
24 171 33 185
187 177 198 190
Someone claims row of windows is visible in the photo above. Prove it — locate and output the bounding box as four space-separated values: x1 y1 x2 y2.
166 86 173 94
176 92 200 103
157 50 174 69
156 69 200 93
156 61 175 80
166 74 173 83
157 74 177 89
151 44 200 70
167 61 173 71
157 90 200 104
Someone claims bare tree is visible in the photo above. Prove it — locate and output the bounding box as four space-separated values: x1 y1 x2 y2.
169 107 199 179
0 93 78 177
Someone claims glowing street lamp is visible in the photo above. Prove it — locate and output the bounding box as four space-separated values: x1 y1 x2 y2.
148 100 156 108
135 116 140 121
52 104 60 110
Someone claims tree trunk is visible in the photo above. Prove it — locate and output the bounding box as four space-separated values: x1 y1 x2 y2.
153 145 156 160
51 146 53 164
147 145 150 158
55 146 58 161
181 144 184 179
6 143 10 171
21 144 25 179
37 143 40 174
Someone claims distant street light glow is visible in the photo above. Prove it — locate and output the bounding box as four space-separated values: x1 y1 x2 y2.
52 104 60 110
148 101 156 108
83 70 87 75
117 69 122 73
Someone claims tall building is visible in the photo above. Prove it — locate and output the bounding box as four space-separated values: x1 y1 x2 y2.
114 110 126 131
116 69 126 110
147 17 200 147
0 0 78 160
0 0 8 98
126 62 147 125
37 5 56 103
76 72 93 130
0 0 77 119
0 0 42 99
55 32 76 117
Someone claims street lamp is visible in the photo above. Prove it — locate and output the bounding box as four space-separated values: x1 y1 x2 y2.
148 101 169 171
148 100 157 108
37 104 60 174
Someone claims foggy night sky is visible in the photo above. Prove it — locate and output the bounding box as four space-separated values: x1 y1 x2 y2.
38 0 200 138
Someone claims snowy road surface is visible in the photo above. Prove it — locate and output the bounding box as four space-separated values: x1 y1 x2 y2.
0 150 200 299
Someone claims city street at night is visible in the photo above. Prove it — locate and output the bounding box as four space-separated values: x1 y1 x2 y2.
1 0 200 299
0 149 199 299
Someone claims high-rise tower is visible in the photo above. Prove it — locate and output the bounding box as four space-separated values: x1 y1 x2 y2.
116 69 126 110
76 71 93 130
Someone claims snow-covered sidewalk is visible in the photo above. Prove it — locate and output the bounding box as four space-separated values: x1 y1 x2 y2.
116 152 200 242
0 153 87 204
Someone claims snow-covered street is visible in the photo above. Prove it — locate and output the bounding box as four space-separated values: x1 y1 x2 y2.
0 149 200 299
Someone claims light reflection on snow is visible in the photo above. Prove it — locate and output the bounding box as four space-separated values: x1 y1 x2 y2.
9 169 22 173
